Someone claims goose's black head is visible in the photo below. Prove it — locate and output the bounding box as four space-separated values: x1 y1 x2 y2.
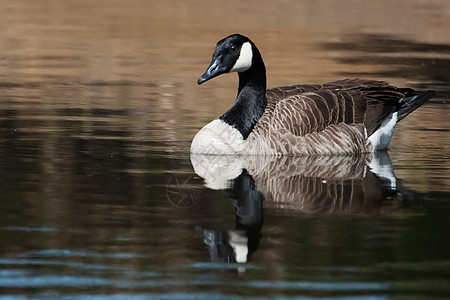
198 34 262 85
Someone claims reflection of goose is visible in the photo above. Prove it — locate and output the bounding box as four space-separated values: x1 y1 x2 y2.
191 152 411 214
191 34 435 155
193 153 415 266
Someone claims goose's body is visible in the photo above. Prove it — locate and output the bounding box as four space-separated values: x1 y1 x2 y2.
191 34 435 155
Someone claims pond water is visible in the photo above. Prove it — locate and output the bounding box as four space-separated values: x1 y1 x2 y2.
0 0 449 299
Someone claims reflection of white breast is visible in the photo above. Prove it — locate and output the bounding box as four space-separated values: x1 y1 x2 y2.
190 154 244 190
190 119 246 155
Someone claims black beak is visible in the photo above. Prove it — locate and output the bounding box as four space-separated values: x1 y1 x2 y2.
197 56 228 85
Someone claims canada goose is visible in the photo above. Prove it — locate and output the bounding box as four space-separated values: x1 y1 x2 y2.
191 34 436 155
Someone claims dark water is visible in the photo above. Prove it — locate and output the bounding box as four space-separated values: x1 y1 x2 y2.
1 1 449 299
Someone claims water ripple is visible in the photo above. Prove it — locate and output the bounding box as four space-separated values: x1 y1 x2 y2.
0 259 123 271
19 249 144 259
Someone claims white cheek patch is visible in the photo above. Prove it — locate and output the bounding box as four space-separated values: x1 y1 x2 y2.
230 42 253 73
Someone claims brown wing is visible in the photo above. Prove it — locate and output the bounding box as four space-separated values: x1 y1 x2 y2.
265 78 409 137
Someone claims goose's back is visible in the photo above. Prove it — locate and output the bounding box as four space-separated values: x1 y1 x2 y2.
248 79 408 155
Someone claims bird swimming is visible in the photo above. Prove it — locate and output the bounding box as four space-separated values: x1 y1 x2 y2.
190 33 436 156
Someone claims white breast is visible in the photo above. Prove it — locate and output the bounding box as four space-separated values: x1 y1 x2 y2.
190 119 246 155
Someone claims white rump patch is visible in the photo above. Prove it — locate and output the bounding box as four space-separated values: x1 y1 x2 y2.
230 42 253 73
368 111 398 151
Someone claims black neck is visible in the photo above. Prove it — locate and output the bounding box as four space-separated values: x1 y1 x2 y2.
219 50 267 139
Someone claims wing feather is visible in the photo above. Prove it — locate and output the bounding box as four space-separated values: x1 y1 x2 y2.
262 79 412 138
248 78 429 155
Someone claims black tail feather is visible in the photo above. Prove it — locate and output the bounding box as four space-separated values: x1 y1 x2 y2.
397 90 436 122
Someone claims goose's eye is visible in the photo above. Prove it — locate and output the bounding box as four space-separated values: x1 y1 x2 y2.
230 45 238 53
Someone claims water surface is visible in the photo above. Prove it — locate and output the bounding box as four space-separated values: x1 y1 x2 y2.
0 1 449 299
